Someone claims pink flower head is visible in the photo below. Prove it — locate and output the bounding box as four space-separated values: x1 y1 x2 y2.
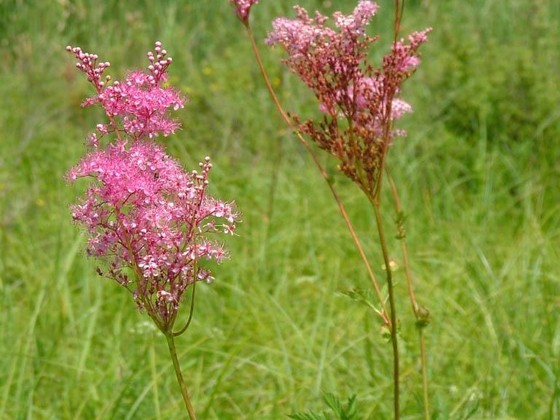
67 42 185 143
333 0 379 35
230 0 259 25
266 1 430 194
66 42 238 330
68 142 238 327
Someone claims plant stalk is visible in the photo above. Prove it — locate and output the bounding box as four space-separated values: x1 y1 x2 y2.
386 170 430 419
165 332 197 419
385 171 418 312
246 24 389 325
174 280 197 337
371 201 400 420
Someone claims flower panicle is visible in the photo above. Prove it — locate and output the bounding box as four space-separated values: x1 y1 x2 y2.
66 43 239 329
66 41 186 145
266 1 430 195
68 141 238 326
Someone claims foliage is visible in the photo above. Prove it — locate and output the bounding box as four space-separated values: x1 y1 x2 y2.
289 393 358 420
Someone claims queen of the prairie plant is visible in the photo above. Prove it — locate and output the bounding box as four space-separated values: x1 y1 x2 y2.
66 42 237 419
66 43 237 331
229 1 431 418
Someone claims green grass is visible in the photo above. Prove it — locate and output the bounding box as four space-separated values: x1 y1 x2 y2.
1 0 559 418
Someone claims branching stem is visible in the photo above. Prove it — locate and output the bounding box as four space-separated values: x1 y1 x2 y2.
246 24 389 325
370 198 400 420
386 169 430 420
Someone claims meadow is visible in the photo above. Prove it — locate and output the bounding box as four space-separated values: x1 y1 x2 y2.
1 0 559 418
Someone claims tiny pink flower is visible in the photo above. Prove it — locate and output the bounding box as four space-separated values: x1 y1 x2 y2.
333 0 379 35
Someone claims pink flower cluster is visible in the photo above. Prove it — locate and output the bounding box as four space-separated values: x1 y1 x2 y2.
66 43 237 329
266 1 430 195
230 0 259 25
67 42 184 143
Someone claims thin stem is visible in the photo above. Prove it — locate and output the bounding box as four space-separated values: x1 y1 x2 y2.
394 0 405 42
371 200 399 420
373 91 395 204
246 24 389 325
246 26 290 125
391 2 428 418
165 332 197 419
386 169 418 314
173 280 197 337
386 168 430 420
419 329 430 420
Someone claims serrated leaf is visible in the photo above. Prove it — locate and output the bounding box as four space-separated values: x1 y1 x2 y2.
323 393 343 414
342 395 358 420
288 411 326 420
290 394 361 420
341 288 385 316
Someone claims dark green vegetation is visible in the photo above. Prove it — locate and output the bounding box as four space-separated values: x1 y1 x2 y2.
1 0 559 418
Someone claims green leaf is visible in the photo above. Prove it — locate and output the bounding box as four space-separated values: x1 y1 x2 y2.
288 411 326 420
323 393 343 415
289 393 360 420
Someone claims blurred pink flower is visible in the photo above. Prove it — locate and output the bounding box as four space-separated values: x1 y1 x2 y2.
266 1 430 194
230 0 259 25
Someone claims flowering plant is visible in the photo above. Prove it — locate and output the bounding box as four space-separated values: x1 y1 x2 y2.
230 1 430 418
66 42 237 419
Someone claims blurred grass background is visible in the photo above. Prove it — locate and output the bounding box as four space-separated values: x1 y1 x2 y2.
1 0 559 418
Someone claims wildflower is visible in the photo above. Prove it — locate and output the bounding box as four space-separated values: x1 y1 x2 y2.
229 0 259 25
68 141 237 328
266 1 430 196
66 42 185 142
66 43 238 330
